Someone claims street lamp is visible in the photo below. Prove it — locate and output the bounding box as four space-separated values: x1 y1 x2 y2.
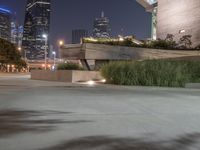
59 40 64 46
18 47 22 51
18 47 28 72
43 34 48 70
118 35 124 42
52 51 56 70
18 47 27 62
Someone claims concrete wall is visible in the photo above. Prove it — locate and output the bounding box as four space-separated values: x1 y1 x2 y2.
157 0 200 47
60 43 198 61
31 70 102 83
71 71 102 82
84 43 199 60
59 44 85 60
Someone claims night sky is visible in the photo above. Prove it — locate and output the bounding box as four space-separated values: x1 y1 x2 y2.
0 0 151 48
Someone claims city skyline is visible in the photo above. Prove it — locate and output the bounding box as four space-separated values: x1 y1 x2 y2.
0 0 151 45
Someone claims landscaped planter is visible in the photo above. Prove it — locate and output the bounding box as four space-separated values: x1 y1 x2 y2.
185 83 200 89
31 70 103 83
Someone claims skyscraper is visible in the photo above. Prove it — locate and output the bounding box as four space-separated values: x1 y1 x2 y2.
18 26 24 48
11 22 17 44
93 11 110 38
0 8 11 41
72 29 88 44
11 21 23 48
22 0 51 60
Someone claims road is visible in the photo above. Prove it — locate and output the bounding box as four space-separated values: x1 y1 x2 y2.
0 73 200 150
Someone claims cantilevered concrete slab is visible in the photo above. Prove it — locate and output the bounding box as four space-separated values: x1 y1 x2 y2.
60 43 198 70
60 43 198 60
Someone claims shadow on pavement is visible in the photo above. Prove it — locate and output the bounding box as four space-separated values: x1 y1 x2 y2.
40 134 200 150
0 109 93 138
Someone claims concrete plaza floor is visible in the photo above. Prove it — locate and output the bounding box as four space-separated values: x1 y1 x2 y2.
0 73 200 150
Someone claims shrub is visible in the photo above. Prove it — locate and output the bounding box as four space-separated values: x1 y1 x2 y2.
100 60 200 87
82 37 141 47
83 34 199 50
179 35 192 49
145 39 177 50
57 62 83 70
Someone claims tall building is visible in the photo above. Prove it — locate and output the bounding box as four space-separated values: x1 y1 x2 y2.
0 8 11 41
72 29 88 44
137 0 200 47
18 26 24 48
93 11 110 38
11 22 17 44
22 0 51 60
11 21 23 48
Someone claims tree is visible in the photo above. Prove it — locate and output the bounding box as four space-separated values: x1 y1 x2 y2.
179 35 192 49
165 34 174 42
0 38 27 71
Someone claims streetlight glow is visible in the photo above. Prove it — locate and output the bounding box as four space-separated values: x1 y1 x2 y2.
119 37 124 41
18 47 22 51
42 34 47 38
43 34 48 70
52 51 56 55
59 40 64 46
52 51 56 71
101 79 106 83
87 80 95 86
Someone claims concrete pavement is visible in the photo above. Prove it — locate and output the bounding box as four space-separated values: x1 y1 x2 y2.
0 73 200 150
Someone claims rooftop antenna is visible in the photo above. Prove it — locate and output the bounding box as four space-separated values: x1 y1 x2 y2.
101 11 104 17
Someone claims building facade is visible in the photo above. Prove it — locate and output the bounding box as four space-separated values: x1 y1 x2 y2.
22 0 51 60
157 0 200 47
11 22 23 48
93 12 110 38
137 0 200 47
72 29 88 44
0 8 11 41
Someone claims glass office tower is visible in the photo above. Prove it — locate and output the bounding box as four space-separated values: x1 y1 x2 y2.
22 0 51 60
0 8 11 41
